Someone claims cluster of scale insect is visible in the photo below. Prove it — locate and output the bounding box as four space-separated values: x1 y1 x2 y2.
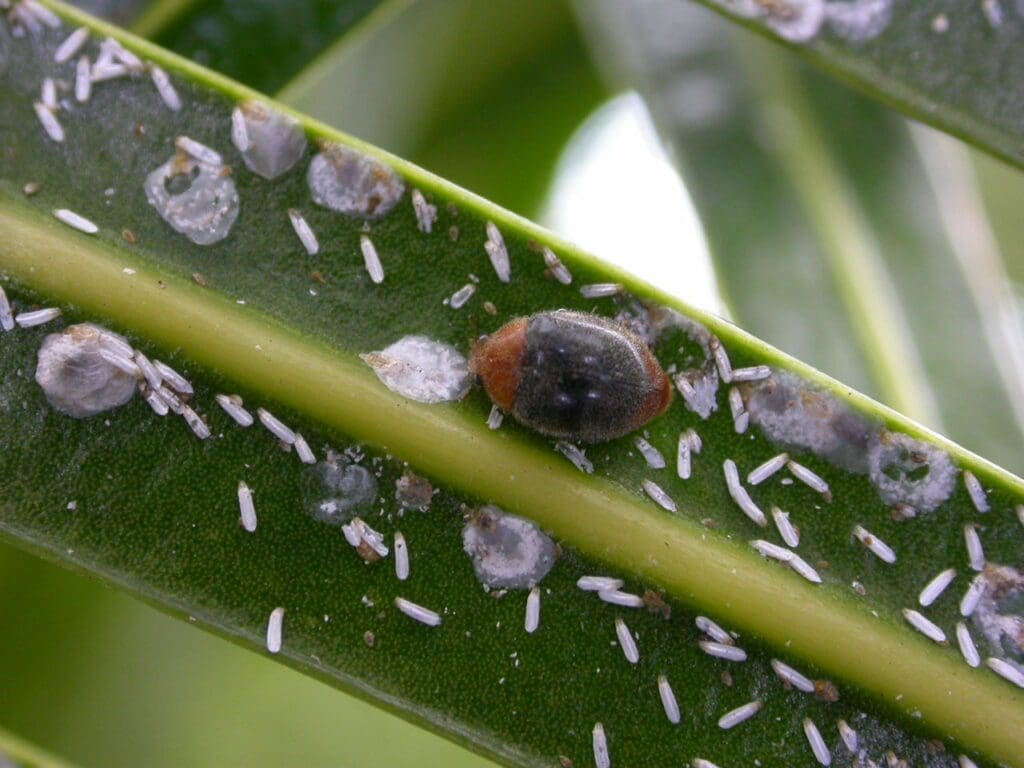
4 5 1023 768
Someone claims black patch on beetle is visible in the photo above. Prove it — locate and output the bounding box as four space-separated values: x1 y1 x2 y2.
513 311 656 442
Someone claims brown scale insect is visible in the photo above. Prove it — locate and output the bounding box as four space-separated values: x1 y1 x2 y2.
469 310 672 443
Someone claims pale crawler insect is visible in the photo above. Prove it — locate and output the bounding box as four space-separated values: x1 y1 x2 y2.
657 674 680 724
266 607 285 653
287 209 319 255
748 453 789 485
18 309 61 329
956 621 981 668
699 640 747 662
362 335 470 404
614 618 639 664
853 525 896 564
592 723 610 768
35 323 137 417
964 524 985 571
772 507 800 548
718 700 761 730
524 587 540 634
542 247 572 285
598 590 644 608
308 142 404 219
837 719 857 754
902 608 946 644
462 506 556 590
144 153 239 245
634 436 665 469
577 576 623 593
216 394 253 426
257 407 296 444
237 481 257 532
395 597 441 627
360 234 384 284
394 532 409 581
53 208 97 234
803 717 832 766
771 658 815 693
231 101 307 180
963 470 990 513
919 568 956 607
484 221 511 283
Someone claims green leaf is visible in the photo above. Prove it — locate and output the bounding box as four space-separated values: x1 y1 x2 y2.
683 0 1024 171
578 0 1024 474
1 3 1023 767
0 723 76 768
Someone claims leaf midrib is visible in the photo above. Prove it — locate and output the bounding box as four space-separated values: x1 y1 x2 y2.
1 194 1022 765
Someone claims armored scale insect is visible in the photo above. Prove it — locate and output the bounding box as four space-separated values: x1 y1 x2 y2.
470 310 672 442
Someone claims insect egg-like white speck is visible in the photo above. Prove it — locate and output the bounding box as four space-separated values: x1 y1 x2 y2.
919 568 956 607
238 481 256 532
360 234 384 284
0 286 12 332
293 433 316 464
772 507 800 548
16 307 61 328
175 135 222 166
448 283 475 309
695 616 733 645
963 470 989 513
615 617 639 664
748 453 789 485
542 247 572 285
484 221 510 283
657 675 680 724
577 576 623 593
524 586 540 634
215 393 253 426
964 524 985 571
395 597 441 627
803 717 832 766
642 479 676 512
634 436 665 469
54 26 88 63
266 607 284 653
699 640 747 662
591 723 609 768
53 208 98 234
598 590 644 608
986 657 1024 688
718 700 761 729
902 608 946 644
770 658 815 693
257 407 296 444
853 525 896 563
288 209 319 255
956 621 980 668
960 575 986 617
75 56 91 102
394 532 409 581
837 719 857 754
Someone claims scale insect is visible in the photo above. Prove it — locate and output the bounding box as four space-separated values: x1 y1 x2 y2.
469 310 672 442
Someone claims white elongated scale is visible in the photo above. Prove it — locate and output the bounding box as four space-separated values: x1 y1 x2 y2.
153 359 193 394
642 479 676 512
524 586 540 634
293 433 316 464
902 608 946 644
964 524 985 571
986 657 1024 688
592 723 609 768
718 700 761 729
696 616 733 645
960 575 986 617
394 532 409 581
484 221 511 283
724 459 767 526
788 459 830 496
360 234 384 284
542 247 571 284
34 102 64 142
699 640 746 662
963 470 990 512
853 525 896 563
216 394 253 426
556 441 593 474
0 286 12 331
803 717 832 766
579 282 622 298
748 453 788 485
394 597 441 626
634 436 665 469
175 135 222 166
770 658 815 693
266 607 285 653
53 208 98 234
657 675 680 724
288 208 319 255
257 407 296 444
615 618 639 664
598 590 644 608
150 65 181 111
238 481 256 532
772 507 800 547
54 27 88 63
837 719 857 754
15 307 61 328
919 568 956 607
956 621 980 668
577 576 623 593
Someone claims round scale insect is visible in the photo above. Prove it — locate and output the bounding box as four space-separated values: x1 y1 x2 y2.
469 310 672 442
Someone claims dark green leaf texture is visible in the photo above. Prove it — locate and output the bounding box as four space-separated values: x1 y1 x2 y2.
692 0 1024 171
0 3 1022 767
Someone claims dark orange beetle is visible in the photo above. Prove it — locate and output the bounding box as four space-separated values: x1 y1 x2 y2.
469 310 672 443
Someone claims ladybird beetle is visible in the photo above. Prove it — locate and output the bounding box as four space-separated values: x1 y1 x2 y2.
469 310 672 443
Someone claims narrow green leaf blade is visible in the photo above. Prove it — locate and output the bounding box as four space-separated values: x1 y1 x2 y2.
0 4 1022 768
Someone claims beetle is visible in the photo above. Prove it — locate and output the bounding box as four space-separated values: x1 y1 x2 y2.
469 310 672 443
